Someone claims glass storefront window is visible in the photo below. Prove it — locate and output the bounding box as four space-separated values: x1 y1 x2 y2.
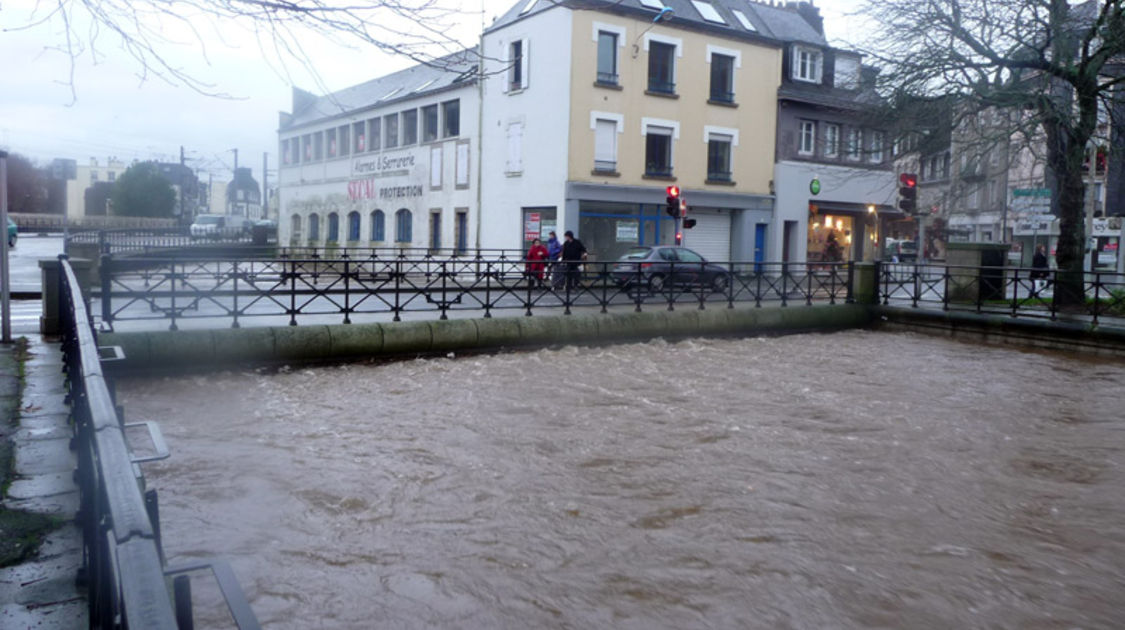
578 202 675 262
808 214 854 265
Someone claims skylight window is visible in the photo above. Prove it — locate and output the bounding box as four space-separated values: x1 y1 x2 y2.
413 79 437 93
379 87 403 101
732 9 756 31
519 0 537 14
691 0 726 24
639 0 665 11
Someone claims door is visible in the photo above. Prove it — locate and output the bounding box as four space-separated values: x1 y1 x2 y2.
754 223 767 273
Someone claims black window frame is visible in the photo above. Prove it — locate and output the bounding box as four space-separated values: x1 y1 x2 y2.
644 129 673 177
709 53 735 103
596 31 619 86
647 41 676 95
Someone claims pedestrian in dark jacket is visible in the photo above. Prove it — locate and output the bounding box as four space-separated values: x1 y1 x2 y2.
559 230 587 290
1030 244 1050 296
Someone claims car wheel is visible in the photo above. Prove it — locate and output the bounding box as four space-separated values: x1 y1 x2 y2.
648 274 665 292
711 274 728 293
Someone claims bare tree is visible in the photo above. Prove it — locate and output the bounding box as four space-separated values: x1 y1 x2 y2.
4 153 49 214
856 0 1125 306
5 0 475 100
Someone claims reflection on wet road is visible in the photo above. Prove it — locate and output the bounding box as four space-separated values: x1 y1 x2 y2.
120 331 1125 629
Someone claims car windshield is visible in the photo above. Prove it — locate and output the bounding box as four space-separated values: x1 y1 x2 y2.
619 247 652 261
677 248 705 263
196 216 223 225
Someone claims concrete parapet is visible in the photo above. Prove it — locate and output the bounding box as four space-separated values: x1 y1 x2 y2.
100 303 874 372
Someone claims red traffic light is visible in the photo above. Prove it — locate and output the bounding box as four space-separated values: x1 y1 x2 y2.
666 185 680 198
899 173 917 188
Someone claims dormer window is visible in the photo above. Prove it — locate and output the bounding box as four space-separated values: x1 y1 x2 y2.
792 45 822 83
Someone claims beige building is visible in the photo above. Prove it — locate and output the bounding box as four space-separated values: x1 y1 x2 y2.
480 0 784 263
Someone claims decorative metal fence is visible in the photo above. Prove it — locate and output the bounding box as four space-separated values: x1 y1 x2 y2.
93 255 853 330
61 257 260 628
878 262 1125 325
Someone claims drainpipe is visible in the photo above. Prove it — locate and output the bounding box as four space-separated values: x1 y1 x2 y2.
474 15 486 250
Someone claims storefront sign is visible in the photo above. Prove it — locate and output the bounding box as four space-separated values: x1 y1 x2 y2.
1012 188 1051 214
524 213 541 240
809 178 821 195
616 221 639 242
1013 216 1056 236
1092 217 1123 235
352 152 416 176
347 179 423 201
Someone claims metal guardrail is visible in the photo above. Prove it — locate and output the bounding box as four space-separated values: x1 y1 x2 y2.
877 262 1125 325
92 255 853 330
60 257 260 628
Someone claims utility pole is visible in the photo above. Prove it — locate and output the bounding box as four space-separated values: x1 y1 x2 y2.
0 151 11 343
179 146 186 224
262 152 268 221
233 148 239 171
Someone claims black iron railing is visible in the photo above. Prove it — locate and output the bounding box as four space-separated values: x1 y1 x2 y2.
877 261 1125 325
92 256 853 330
60 257 260 628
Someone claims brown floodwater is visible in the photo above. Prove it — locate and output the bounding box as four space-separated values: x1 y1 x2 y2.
119 330 1125 629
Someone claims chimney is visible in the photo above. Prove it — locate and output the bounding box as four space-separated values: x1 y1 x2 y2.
795 1 824 35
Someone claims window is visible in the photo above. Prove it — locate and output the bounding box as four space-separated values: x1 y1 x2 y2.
290 214 302 240
395 209 413 243
645 126 673 176
313 132 324 160
597 31 618 85
326 128 338 158
91 171 99 182
308 213 320 241
594 118 618 172
707 133 732 181
455 210 468 253
283 139 293 165
429 211 442 250
793 45 822 83
442 100 460 137
108 171 116 182
648 41 676 94
732 9 755 30
846 128 862 161
509 40 526 91
327 212 339 242
824 123 840 158
385 115 399 149
401 109 418 145
835 56 860 89
368 118 381 152
354 122 367 153
691 0 726 24
347 211 361 241
709 53 735 103
799 120 816 156
869 131 885 163
371 210 385 241
338 125 350 157
422 105 439 142
302 135 312 161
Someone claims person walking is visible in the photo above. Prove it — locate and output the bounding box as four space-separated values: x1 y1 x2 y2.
1030 244 1050 296
559 230 587 290
546 231 563 289
526 238 549 288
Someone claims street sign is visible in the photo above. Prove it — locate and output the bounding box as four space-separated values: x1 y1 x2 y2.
1011 188 1052 215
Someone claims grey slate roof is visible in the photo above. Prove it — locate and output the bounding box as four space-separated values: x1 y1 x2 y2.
282 47 478 130
486 0 826 47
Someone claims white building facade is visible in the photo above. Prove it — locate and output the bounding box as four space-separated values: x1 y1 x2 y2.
278 50 479 252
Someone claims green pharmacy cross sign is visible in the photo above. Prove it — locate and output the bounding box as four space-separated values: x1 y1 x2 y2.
809 178 821 195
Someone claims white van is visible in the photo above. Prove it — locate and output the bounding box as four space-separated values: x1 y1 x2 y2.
190 214 226 240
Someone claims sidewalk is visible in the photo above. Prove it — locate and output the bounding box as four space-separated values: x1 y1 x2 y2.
0 335 86 628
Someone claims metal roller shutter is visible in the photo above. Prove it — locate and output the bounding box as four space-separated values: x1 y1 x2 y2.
683 208 731 263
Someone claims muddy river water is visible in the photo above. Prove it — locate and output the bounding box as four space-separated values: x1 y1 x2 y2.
119 330 1125 629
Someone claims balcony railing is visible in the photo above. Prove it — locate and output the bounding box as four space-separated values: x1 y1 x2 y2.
594 159 617 173
647 79 676 95
709 90 735 103
644 164 673 177
707 170 732 182
596 72 619 86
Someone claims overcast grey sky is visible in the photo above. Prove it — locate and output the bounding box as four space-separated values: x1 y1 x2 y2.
0 0 864 187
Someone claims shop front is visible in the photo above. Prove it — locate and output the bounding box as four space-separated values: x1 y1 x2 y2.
576 201 677 262
806 202 884 265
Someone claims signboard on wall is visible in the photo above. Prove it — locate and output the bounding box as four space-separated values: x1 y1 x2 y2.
524 213 541 240
616 221 639 242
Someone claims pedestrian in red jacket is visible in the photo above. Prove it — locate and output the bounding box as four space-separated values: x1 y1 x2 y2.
526 238 549 288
